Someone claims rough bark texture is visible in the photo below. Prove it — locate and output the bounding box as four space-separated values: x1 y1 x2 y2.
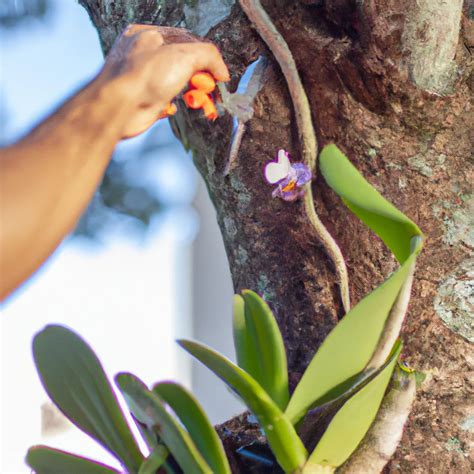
80 1 473 472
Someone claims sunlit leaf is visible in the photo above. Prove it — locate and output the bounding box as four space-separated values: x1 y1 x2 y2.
285 253 415 424
320 144 422 263
26 446 119 474
178 340 307 473
304 342 402 470
138 445 168 474
286 146 423 425
240 290 289 410
297 347 398 451
32 326 143 472
232 294 259 381
153 382 231 474
115 373 212 474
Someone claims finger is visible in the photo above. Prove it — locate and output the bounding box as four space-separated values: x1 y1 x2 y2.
186 43 230 82
156 26 201 45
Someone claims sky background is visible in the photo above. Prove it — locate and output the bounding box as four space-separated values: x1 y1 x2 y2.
0 1 200 471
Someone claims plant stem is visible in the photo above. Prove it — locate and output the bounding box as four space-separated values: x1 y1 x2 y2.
239 0 350 312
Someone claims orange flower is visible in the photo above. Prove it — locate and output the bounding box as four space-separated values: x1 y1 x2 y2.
202 99 218 121
183 72 219 120
163 102 177 116
190 72 216 94
183 89 209 109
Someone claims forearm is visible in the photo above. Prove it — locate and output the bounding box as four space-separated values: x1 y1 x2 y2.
0 75 133 300
0 24 229 301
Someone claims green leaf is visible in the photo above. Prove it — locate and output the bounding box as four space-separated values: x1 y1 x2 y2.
240 290 289 410
138 445 168 474
178 340 307 473
232 294 259 382
285 253 416 425
32 326 143 472
153 382 231 474
296 347 399 450
26 446 119 474
286 145 423 426
320 144 422 263
115 373 212 474
304 342 402 469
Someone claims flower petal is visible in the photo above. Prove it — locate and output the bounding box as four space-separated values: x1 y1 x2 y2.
264 150 292 184
183 90 209 109
292 163 312 186
190 72 216 94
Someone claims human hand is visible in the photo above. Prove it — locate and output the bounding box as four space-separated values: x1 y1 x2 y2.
100 24 230 138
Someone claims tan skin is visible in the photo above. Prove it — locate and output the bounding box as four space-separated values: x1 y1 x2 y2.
0 25 229 301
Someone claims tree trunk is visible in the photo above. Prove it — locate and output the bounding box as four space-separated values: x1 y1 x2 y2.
80 1 473 472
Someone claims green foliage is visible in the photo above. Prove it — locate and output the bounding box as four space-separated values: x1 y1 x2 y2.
178 339 307 473
153 381 231 474
286 144 424 426
26 446 119 474
232 294 259 377
285 251 416 425
233 290 289 410
115 373 213 474
138 446 168 474
303 342 402 470
320 144 422 263
27 145 423 474
32 325 143 472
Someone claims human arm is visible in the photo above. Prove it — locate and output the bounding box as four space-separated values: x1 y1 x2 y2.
0 25 229 301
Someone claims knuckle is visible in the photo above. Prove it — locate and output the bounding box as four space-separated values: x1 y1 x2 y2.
136 29 164 46
205 43 220 55
123 24 139 36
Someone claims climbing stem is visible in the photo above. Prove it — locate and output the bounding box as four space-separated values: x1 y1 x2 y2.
303 187 351 312
239 0 350 312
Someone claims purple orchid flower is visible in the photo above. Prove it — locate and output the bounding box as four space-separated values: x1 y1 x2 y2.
264 150 312 201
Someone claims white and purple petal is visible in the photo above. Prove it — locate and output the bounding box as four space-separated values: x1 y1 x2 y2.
264 149 292 184
292 163 312 186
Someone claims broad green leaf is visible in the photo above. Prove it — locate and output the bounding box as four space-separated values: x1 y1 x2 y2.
286 145 423 426
296 345 399 450
240 290 289 410
304 343 402 470
153 382 231 474
178 340 307 473
320 144 422 263
130 413 158 451
232 295 259 382
26 446 119 474
115 373 212 474
286 253 416 424
138 445 168 474
32 326 142 472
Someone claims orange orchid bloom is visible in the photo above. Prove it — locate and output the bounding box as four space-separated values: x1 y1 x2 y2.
202 98 218 121
190 72 216 94
183 89 209 109
183 71 219 121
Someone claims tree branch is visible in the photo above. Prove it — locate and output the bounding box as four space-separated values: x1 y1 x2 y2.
386 0 464 94
339 373 416 474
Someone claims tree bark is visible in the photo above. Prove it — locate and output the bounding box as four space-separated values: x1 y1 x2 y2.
80 1 473 472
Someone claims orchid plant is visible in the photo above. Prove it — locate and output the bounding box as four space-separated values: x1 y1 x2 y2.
27 145 423 474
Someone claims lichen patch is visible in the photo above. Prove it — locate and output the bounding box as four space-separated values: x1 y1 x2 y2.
434 259 474 342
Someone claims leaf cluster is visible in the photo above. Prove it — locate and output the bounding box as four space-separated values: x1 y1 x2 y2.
27 145 423 473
